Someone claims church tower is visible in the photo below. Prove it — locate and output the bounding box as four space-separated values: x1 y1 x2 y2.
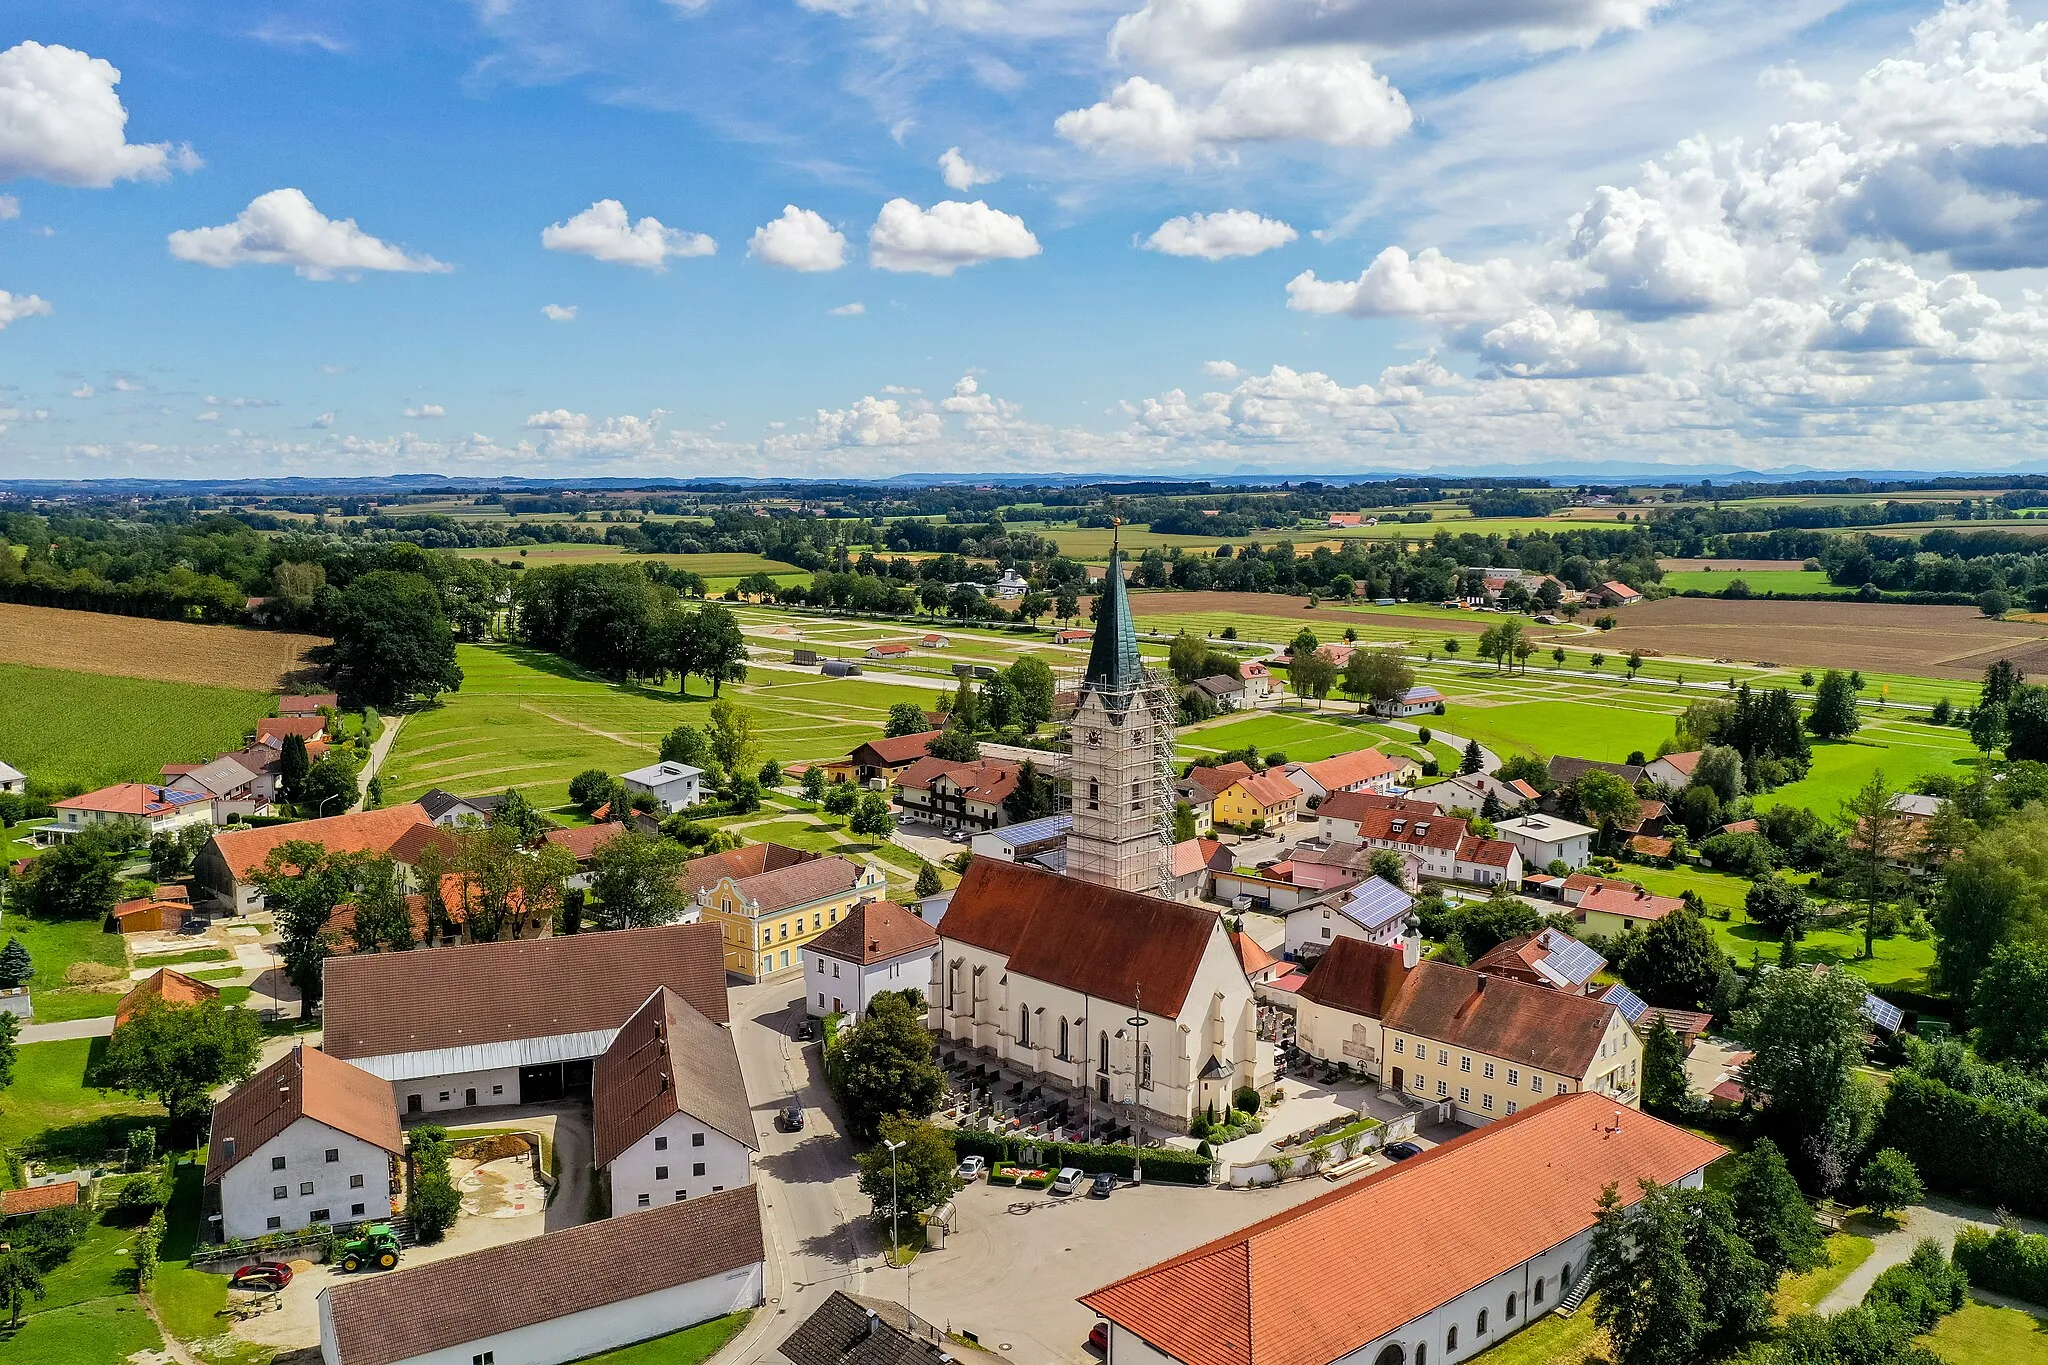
1065 532 1177 895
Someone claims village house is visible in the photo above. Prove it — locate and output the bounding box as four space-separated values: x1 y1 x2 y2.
1493 814 1596 872
1597 580 1644 606
205 1045 403 1241
825 731 943 787
0 760 24 795
1317 795 1524 888
1234 660 1274 701
318 1188 765 1365
257 715 329 746
543 821 626 891
1212 770 1302 828
1413 772 1541 816
1547 755 1646 791
163 755 270 822
594 988 756 1214
779 1292 955 1365
1193 674 1248 711
1166 837 1231 901
892 756 1021 833
416 789 504 827
1080 1094 1723 1365
321 922 728 1115
968 813 1073 870
802 898 940 1020
279 693 338 715
1471 929 1608 995
993 568 1030 598
698 853 886 983
110 886 192 935
41 783 213 845
1282 749 1414 804
1372 685 1444 718
621 760 704 814
1642 750 1701 790
920 633 950 648
1054 628 1092 645
1282 878 1415 960
865 642 914 660
931 858 1273 1132
196 804 434 913
1577 883 1687 937
1291 934 1643 1124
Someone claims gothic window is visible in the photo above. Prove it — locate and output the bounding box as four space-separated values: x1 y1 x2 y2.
1141 1045 1153 1089
1098 1031 1110 1074
1019 1006 1030 1048
1059 1017 1070 1060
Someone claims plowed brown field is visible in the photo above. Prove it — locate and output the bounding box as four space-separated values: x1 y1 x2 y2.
0 603 326 689
1532 598 2048 678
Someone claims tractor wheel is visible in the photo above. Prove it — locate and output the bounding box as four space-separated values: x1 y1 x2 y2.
341 1255 361 1273
376 1251 398 1270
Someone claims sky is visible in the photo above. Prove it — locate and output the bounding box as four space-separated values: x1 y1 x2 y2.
6 0 2048 479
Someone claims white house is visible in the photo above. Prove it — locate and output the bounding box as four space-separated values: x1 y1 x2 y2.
1081 1094 1724 1365
1493 814 1596 873
968 813 1072 866
993 568 1030 598
594 988 756 1214
1413 772 1541 816
1282 750 1413 804
802 899 940 1021
0 760 26 796
417 788 501 827
1372 685 1444 718
931 857 1273 1131
319 1187 765 1365
1642 751 1700 791
166 756 270 823
205 1046 402 1241
42 783 213 844
321 923 729 1116
1238 661 1275 702
1283 878 1414 960
1319 796 1525 888
621 761 704 813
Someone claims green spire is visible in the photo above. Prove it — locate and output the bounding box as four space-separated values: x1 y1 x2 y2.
1084 528 1143 700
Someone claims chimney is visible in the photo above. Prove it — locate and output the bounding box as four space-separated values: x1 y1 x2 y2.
865 1310 880 1339
1475 973 1488 993
1402 917 1420 970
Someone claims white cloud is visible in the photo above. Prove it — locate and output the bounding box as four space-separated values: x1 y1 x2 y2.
168 189 449 279
1566 171 1750 316
1287 246 1529 319
541 200 714 270
311 412 335 429
868 198 1041 275
541 303 578 321
830 301 867 315
0 41 199 188
805 395 945 445
523 409 588 431
1204 359 1242 378
404 403 447 419
111 377 142 391
748 205 848 272
194 410 219 422
204 393 277 408
0 195 16 219
1144 209 1297 259
0 289 50 329
1477 307 1649 377
1057 57 1411 162
69 382 92 398
938 146 999 191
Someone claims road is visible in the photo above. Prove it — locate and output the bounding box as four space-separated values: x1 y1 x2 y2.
18 1013 116 1044
720 978 879 1365
354 712 406 811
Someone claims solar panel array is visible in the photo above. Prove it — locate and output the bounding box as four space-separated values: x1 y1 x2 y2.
1600 983 1649 1023
1535 930 1607 986
1340 878 1416 931
1861 993 1905 1034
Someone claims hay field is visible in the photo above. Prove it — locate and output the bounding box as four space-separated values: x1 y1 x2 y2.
0 603 323 690
0 662 276 792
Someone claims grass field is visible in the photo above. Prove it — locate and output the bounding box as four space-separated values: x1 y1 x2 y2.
1 912 128 1015
1920 1300 2048 1364
380 644 937 810
0 661 277 792
452 544 802 573
566 1311 752 1365
0 1037 162 1161
1 1294 165 1365
1774 1232 1877 1317
1177 710 1459 771
1661 567 1849 596
0 603 323 691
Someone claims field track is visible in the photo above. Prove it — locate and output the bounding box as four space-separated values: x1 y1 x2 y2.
0 603 325 690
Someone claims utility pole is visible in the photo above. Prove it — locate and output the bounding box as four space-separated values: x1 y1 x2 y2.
884 1137 904 1267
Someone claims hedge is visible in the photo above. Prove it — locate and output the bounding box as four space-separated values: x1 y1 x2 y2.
1875 1070 2048 1217
1954 1225 2048 1307
947 1129 1212 1185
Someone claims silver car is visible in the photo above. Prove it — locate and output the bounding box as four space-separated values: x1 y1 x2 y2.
1050 1166 1085 1196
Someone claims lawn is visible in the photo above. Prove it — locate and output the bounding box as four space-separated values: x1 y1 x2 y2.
1176 710 1455 770
737 818 931 894
0 661 276 793
153 1160 257 1365
1920 1300 2048 1364
134 947 234 968
1663 568 1850 596
379 643 934 810
0 911 127 1007
1753 728 1978 814
0 1295 165 1365
565 1310 753 1365
1441 700 1677 765
0 1038 163 1161
1773 1232 1876 1318
1466 1304 1606 1365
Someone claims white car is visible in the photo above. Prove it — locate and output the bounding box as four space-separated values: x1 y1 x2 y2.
1050 1167 1085 1196
955 1155 987 1181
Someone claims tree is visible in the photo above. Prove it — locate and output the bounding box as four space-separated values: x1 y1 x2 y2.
1935 806 2048 1004
856 1117 959 1234
849 792 894 837
1969 939 2048 1066
1641 1017 1689 1113
914 861 943 898
1003 760 1061 823
822 780 858 817
1290 647 1337 707
1980 588 2011 619
926 725 980 762
1746 873 1814 941
1342 648 1414 713
1729 1137 1825 1277
1807 669 1861 741
345 856 416 953
833 991 945 1141
569 768 625 815
0 937 32 990
415 823 574 947
587 829 691 931
1841 770 1904 959
1691 744 1746 805
1552 646 1567 669
99 997 261 1141
0 1011 15 1093
979 674 1018 730
255 839 364 1016
1618 907 1730 1011
678 604 749 696
1459 738 1483 775
1168 631 1208 684
1970 700 2009 755
324 569 464 705
660 723 713 768
1627 651 1644 680
279 732 311 808
0 1247 45 1327
885 703 930 739
1858 1147 1924 1218
299 751 360 818
2007 683 2048 762
1007 656 1056 730
1574 770 1641 843
801 766 827 803
1590 1179 1769 1365
1290 626 1320 656
1982 658 2025 710
758 758 783 789
1171 800 1198 843
1735 964 1875 1193
18 838 118 921
1368 849 1408 886
706 698 759 778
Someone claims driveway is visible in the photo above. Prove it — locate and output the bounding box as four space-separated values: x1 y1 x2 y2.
1817 1195 2048 1314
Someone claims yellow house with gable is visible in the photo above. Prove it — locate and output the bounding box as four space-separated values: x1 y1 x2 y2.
696 850 887 983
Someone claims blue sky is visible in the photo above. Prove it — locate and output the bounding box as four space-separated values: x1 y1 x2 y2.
5 0 2048 478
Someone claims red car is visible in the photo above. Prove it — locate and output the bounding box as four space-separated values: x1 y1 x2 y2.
229 1262 293 1292
1088 1323 1109 1353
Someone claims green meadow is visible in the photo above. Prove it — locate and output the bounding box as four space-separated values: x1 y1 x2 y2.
0 662 274 793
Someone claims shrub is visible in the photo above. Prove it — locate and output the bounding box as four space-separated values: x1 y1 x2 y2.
408 1128 460 1244
1954 1224 2048 1307
1233 1086 1262 1115
946 1131 1212 1185
1859 1148 1924 1217
1862 1237 1967 1332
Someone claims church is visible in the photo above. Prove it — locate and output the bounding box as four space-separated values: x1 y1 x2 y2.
928 538 1272 1131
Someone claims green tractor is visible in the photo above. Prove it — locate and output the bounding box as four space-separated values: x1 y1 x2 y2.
334 1224 402 1273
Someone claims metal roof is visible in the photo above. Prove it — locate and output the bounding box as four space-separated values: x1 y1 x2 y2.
1336 878 1414 932
350 1028 622 1083
1083 542 1144 706
622 760 703 785
983 812 1073 846
1600 983 1649 1023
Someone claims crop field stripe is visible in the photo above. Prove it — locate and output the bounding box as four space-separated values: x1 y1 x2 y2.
0 661 277 792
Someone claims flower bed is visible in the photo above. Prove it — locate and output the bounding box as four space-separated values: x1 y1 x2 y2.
993 1164 1053 1189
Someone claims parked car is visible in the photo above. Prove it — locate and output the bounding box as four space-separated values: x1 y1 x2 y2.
229 1262 293 1292
795 1017 816 1042
1051 1166 1085 1196
1088 1324 1110 1353
778 1104 806 1131
956 1155 987 1181
948 830 969 844
1089 1171 1116 1199
1384 1141 1424 1162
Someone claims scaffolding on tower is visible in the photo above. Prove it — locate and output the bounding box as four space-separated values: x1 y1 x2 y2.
1058 661 1179 895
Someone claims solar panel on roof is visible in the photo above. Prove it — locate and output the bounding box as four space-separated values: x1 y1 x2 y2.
1600 983 1649 1023
1338 878 1415 931
993 813 1074 844
1538 935 1607 986
1861 994 1904 1033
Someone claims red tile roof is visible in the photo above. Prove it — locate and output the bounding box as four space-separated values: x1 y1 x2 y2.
1293 750 1406 793
849 732 943 767
1170 838 1229 879
1628 835 1677 859
592 988 756 1168
52 783 205 817
1295 937 1413 1018
1315 790 1440 824
1340 807 1467 853
206 1045 403 1183
1456 834 1520 868
279 694 338 714
939 858 1224 1016
1231 932 1277 977
807 899 938 965
681 842 820 899
205 804 433 883
543 821 627 862
256 715 327 743
1654 750 1701 776
117 967 220 1027
894 756 1021 805
1184 762 1256 799
1562 872 1640 897
1580 884 1684 922
1081 1095 1725 1365
1 1181 79 1217
716 855 876 915
1227 771 1301 810
386 822 455 867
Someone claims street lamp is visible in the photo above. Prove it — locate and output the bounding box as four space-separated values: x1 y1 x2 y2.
883 1137 905 1267
1126 987 1146 1185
